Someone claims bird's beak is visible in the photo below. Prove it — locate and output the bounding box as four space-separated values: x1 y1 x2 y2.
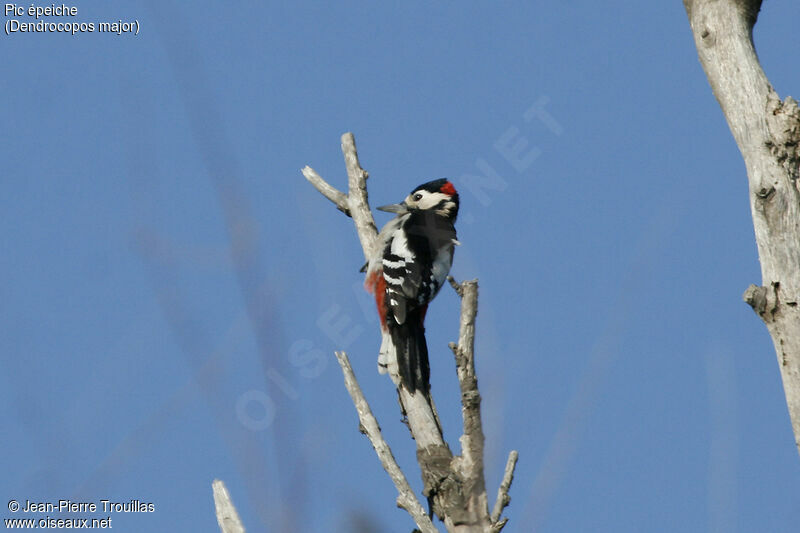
377 202 408 214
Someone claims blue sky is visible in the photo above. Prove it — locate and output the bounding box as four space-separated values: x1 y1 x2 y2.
3 1 800 531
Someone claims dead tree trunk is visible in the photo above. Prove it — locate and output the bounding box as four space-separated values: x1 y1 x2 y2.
683 0 800 455
303 134 518 532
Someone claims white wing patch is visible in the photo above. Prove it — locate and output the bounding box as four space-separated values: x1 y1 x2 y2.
389 229 414 260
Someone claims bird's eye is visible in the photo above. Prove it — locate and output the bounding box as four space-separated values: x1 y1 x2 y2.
413 193 423 201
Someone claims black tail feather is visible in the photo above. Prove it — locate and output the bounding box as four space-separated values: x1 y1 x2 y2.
389 309 430 395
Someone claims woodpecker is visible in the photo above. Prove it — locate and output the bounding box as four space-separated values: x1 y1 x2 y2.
365 179 460 395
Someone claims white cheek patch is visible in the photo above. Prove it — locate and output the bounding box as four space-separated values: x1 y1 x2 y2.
418 192 449 210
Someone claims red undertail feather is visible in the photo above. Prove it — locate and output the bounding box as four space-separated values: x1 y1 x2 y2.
365 269 388 329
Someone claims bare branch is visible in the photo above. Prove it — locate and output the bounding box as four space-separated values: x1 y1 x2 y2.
449 279 491 529
684 0 800 455
334 351 438 533
213 479 246 533
341 133 379 263
490 451 519 525
452 281 484 478
301 165 350 216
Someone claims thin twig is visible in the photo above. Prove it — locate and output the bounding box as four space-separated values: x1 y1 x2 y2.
489 518 509 533
335 352 438 533
213 479 246 533
446 275 463 297
301 165 350 215
490 450 519 527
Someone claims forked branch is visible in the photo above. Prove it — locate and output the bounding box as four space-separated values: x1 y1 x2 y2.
334 351 437 533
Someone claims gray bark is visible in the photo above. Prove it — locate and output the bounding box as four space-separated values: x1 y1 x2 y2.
213 479 246 533
684 0 800 454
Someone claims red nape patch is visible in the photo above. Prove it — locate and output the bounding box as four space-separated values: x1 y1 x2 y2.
440 181 457 196
365 270 388 329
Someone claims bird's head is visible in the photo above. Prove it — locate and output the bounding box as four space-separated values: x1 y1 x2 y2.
377 179 459 219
